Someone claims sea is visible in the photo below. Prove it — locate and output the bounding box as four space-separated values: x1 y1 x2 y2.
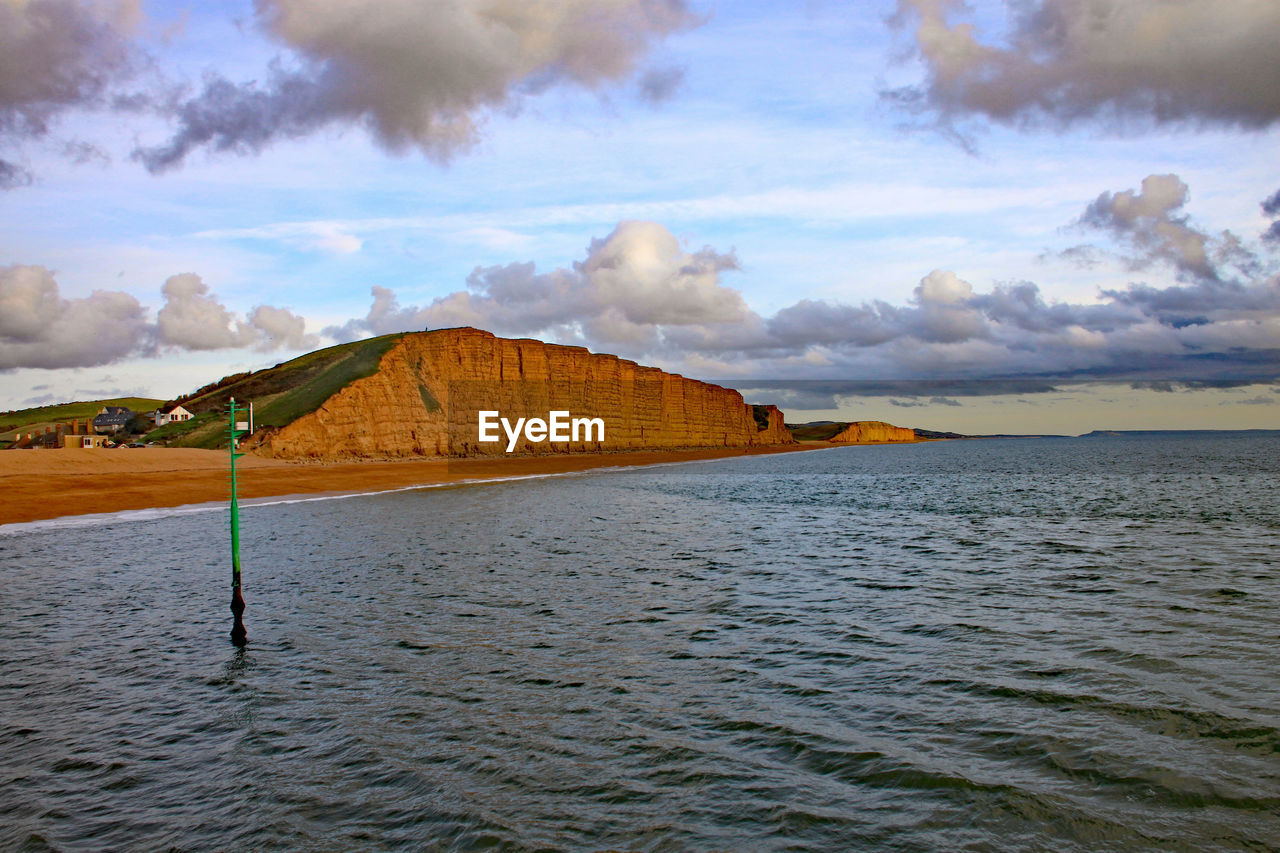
1 433 1277 852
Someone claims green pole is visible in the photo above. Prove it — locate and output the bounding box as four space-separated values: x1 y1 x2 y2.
229 397 247 647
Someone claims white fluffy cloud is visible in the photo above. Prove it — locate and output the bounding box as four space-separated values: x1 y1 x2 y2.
0 264 148 368
888 0 1280 132
248 303 317 351
156 273 259 350
1080 174 1215 279
328 220 746 346
135 0 696 171
0 266 317 369
156 273 317 352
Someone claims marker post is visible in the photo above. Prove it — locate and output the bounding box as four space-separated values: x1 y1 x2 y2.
228 398 248 647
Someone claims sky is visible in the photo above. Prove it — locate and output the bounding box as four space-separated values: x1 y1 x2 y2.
1 0 1277 434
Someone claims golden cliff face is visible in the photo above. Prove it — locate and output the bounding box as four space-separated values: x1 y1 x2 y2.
259 328 793 459
828 421 917 444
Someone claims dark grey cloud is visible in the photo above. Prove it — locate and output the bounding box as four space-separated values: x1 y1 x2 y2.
1263 189 1280 218
1130 380 1178 393
0 265 317 370
637 66 685 104
132 65 337 173
136 0 696 172
0 0 140 135
0 0 143 183
888 396 966 408
1263 189 1280 244
731 379 1063 402
1100 278 1280 326
887 0 1280 134
970 280 1137 333
0 158 32 188
766 299 898 348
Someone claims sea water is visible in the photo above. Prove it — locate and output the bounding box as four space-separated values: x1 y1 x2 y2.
1 434 1277 851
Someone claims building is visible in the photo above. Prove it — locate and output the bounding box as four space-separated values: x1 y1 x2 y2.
93 406 134 433
63 434 108 449
154 404 194 426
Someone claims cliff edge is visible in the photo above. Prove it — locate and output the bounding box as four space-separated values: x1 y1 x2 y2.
827 420 917 444
253 328 793 459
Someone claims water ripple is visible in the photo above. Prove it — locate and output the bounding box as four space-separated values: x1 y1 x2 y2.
1 435 1277 850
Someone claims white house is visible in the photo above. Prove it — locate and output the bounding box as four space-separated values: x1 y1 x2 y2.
155 404 194 426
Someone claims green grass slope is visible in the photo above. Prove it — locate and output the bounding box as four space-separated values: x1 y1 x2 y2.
0 397 164 443
156 334 406 449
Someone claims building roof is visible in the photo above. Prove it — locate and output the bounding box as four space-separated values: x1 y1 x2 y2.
93 408 133 426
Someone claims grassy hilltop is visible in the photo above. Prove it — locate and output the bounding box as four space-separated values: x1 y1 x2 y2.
151 334 406 449
0 335 404 450
0 398 165 445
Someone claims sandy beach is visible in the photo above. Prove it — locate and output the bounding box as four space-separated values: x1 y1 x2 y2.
0 444 829 526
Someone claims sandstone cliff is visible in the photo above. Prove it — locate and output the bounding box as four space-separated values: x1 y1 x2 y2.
255 327 792 459
827 420 917 444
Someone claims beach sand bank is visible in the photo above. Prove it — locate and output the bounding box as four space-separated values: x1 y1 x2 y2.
0 444 828 525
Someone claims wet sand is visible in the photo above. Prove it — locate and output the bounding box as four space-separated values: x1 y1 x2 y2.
0 444 829 526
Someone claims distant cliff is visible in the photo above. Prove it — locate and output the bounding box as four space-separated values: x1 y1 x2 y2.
253 327 793 459
787 420 919 443
827 421 917 444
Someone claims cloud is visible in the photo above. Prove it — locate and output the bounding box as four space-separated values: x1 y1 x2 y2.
907 269 987 342
637 66 685 104
1263 189 1280 244
0 0 143 181
0 266 318 369
135 0 696 172
0 0 141 135
887 395 966 407
1072 177 1280 327
0 264 149 369
1130 380 1178 393
0 158 32 188
156 273 320 352
248 304 317 351
156 273 259 350
735 379 1064 407
327 178 1280 387
1080 174 1216 279
886 0 1280 134
1264 190 1280 218
328 220 747 345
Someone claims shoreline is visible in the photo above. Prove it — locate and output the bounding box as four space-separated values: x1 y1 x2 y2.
0 443 849 526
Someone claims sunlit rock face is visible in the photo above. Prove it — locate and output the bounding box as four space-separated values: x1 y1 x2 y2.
827 421 917 444
259 327 793 459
